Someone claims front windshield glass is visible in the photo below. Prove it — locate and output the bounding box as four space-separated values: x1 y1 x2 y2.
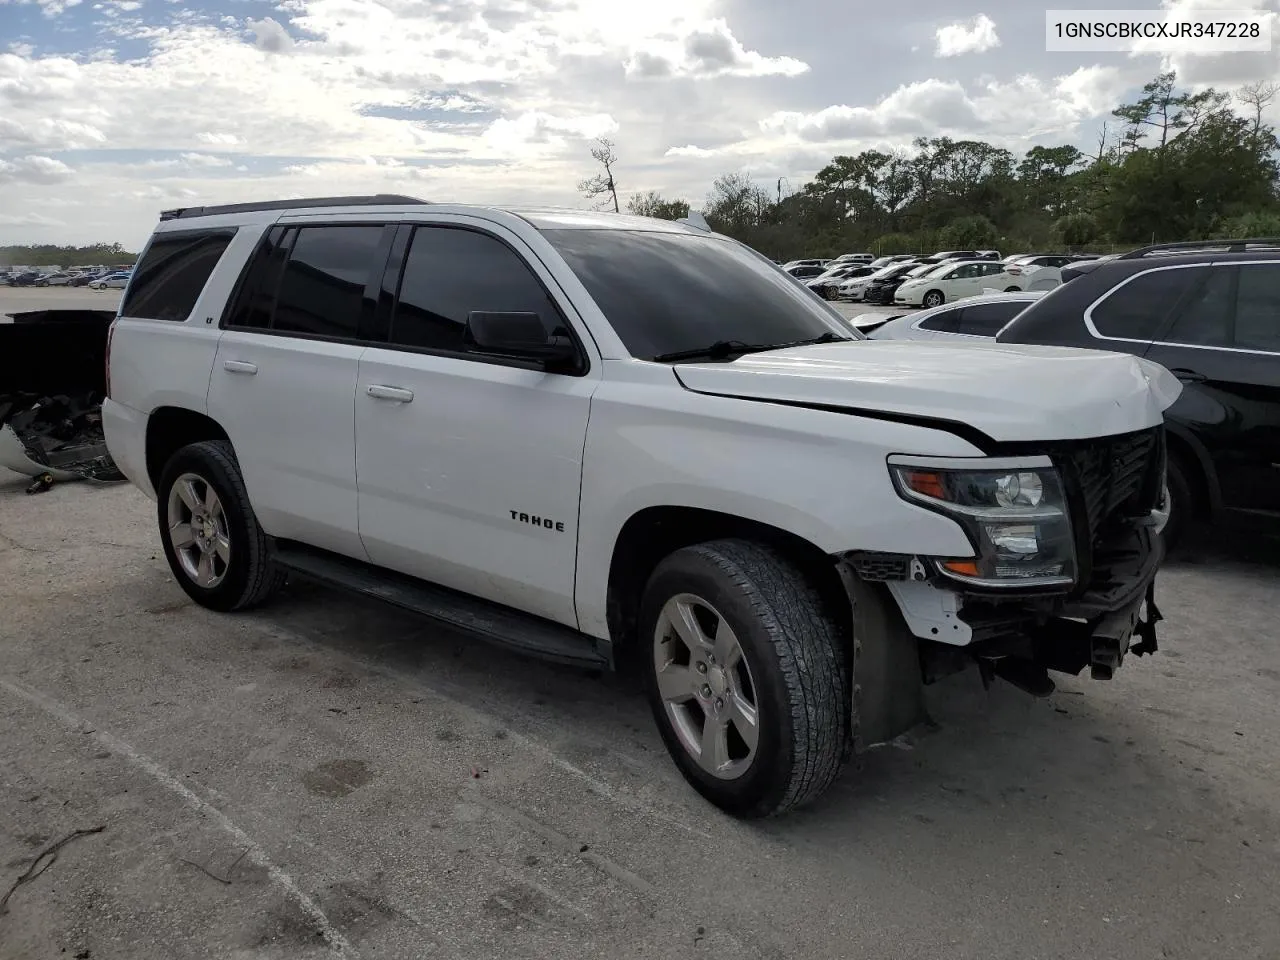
543 228 857 359
905 263 938 278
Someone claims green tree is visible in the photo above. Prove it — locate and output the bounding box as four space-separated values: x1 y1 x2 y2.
938 215 998 249
626 190 690 220
1054 213 1100 247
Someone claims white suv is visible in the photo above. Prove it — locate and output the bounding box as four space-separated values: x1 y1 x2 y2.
103 195 1180 818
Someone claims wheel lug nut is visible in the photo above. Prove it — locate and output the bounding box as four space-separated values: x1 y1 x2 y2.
696 662 707 674
715 698 724 709
701 685 712 698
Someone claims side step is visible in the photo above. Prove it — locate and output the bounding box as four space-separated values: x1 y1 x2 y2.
271 541 610 670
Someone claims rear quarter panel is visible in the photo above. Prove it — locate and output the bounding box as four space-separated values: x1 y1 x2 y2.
109 221 268 416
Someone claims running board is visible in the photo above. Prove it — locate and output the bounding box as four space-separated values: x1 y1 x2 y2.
271 542 610 669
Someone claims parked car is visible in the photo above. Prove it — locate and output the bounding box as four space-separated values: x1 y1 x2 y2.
869 291 1045 341
929 249 1001 262
894 260 1013 307
102 194 1177 818
866 254 919 271
808 264 876 300
829 252 874 265
785 263 827 279
781 258 829 270
838 262 916 301
843 311 906 334
90 272 131 289
68 272 105 287
997 238 1280 546
38 272 75 286
8 271 43 287
863 263 928 304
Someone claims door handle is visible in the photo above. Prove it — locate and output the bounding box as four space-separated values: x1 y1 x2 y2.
366 384 414 403
222 360 257 375
1169 367 1207 383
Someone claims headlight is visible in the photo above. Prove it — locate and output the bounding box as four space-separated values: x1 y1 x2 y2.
890 462 1076 589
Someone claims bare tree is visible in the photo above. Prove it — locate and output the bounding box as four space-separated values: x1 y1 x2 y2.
1237 79 1279 142
577 137 620 213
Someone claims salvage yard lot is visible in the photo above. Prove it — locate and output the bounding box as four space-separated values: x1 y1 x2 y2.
2 291 1279 960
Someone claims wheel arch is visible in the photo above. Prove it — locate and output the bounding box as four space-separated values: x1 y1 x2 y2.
146 406 233 494
1165 421 1219 517
604 506 852 675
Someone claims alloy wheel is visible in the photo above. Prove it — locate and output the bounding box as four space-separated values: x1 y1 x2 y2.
653 593 760 780
166 472 231 588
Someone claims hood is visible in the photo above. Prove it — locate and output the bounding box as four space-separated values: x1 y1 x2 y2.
672 340 1182 444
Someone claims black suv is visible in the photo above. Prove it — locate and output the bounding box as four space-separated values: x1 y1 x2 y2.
997 239 1280 545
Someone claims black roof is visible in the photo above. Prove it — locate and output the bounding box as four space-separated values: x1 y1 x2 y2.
159 194 429 221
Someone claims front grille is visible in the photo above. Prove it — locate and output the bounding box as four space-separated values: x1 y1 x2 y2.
1050 425 1165 587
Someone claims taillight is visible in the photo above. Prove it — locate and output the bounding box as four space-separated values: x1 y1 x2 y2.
105 320 116 399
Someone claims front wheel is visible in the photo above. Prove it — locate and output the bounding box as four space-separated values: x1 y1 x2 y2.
1161 453 1195 552
922 290 944 308
1004 285 1021 292
157 439 284 612
640 539 848 818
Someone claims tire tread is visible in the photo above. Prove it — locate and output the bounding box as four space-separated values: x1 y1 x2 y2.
679 539 848 816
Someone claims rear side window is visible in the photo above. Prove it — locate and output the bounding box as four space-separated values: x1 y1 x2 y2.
1089 266 1205 340
224 226 290 330
272 225 385 339
390 226 562 353
917 308 960 333
955 300 1027 336
122 230 234 321
1234 264 1280 352
1161 267 1234 346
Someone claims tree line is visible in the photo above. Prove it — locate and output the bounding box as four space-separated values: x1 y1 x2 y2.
0 242 136 268
584 72 1280 260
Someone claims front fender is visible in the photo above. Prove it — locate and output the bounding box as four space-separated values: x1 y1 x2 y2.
573 377 981 639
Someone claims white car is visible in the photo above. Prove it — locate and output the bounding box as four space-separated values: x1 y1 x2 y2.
103 195 1178 818
893 260 1014 307
90 272 131 289
869 291 1045 341
838 262 918 300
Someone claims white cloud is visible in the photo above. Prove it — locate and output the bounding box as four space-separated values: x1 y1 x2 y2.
935 14 1000 57
0 211 66 226
0 0 83 16
625 19 809 79
0 154 74 184
482 111 619 152
665 144 717 158
759 67 1132 145
246 16 294 54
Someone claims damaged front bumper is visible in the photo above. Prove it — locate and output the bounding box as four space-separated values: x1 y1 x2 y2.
846 521 1166 693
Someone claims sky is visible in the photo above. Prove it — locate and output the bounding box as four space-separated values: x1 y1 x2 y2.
1 0 1279 249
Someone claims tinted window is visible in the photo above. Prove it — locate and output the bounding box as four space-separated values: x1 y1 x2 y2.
1090 266 1204 340
544 229 847 359
917 309 961 332
955 300 1027 336
1234 264 1280 352
391 227 562 352
122 230 233 321
982 263 1006 277
1162 267 1234 346
272 226 384 339
224 226 290 329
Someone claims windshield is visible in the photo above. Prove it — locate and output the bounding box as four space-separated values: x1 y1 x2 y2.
543 229 856 359
905 263 939 278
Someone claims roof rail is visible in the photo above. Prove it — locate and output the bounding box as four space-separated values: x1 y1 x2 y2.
1118 237 1280 259
159 194 429 221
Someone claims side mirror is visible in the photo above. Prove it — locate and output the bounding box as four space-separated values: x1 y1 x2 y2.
464 311 578 370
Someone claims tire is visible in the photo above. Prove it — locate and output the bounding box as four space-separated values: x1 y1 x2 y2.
923 290 944 308
640 539 848 818
1004 286 1021 292
156 439 284 612
1161 453 1195 553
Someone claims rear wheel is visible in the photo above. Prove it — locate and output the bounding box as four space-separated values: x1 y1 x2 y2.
1004 285 1021 292
157 440 284 612
640 539 848 818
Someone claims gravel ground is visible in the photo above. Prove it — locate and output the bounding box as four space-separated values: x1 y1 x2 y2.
2 286 1278 960
2 475 1279 960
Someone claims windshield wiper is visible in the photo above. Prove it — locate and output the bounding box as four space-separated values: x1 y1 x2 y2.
651 331 847 363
